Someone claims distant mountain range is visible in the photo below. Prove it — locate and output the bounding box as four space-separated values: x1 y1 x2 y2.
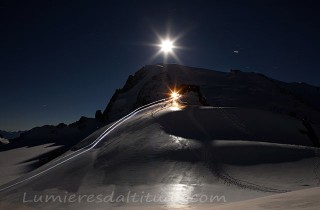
0 130 25 140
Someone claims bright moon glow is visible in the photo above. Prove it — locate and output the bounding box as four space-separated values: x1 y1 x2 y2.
160 40 174 53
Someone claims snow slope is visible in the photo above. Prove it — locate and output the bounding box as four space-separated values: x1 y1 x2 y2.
0 117 104 178
0 143 61 186
0 99 319 209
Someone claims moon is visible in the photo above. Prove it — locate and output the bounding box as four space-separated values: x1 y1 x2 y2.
160 39 174 53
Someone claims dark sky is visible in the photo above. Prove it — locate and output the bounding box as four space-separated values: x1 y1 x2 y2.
1 0 319 131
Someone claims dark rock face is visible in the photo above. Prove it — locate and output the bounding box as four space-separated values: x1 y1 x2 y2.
95 110 105 123
102 67 148 120
300 119 320 148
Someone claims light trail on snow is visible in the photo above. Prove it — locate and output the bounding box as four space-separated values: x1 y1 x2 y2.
0 98 174 193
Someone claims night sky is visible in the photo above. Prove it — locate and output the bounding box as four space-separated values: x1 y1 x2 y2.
1 0 319 131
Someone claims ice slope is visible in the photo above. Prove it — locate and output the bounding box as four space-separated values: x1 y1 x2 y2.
0 99 319 209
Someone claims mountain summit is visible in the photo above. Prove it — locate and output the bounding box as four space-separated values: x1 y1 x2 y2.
103 64 320 124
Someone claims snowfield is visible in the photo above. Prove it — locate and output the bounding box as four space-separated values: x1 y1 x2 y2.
0 143 62 186
1 98 320 209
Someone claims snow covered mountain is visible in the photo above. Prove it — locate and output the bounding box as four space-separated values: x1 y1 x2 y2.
4 64 319 153
3 64 320 153
102 64 320 146
1 64 320 209
103 64 320 124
